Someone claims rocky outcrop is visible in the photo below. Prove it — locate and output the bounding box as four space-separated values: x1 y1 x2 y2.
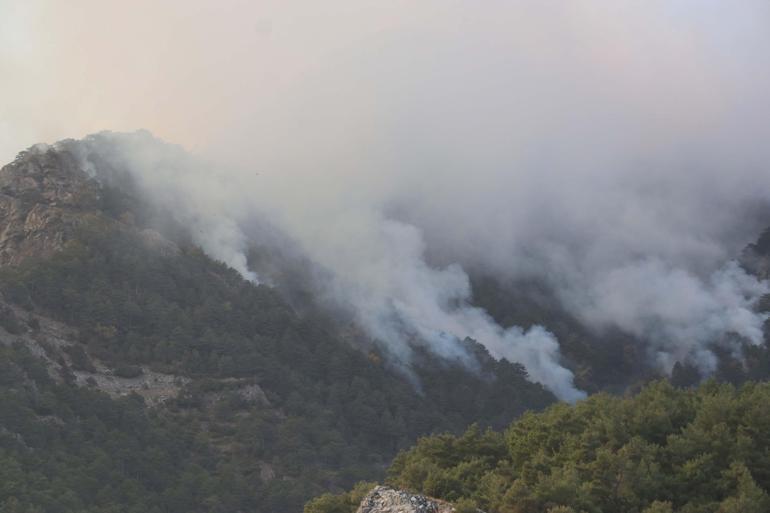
0 140 200 405
0 145 102 265
0 292 189 405
0 292 77 366
72 366 190 406
356 486 456 513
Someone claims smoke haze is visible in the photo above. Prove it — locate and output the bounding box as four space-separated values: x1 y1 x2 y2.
4 1 770 400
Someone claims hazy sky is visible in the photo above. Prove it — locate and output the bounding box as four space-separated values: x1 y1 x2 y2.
3 1 768 164
4 1 770 400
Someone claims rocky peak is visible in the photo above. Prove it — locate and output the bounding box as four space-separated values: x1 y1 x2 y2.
1 146 96 203
356 486 457 513
0 145 102 266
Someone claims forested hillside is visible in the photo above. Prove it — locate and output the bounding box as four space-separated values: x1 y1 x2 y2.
0 145 553 512
3 140 770 513
310 381 770 513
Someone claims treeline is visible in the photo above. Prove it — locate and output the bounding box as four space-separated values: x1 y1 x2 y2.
309 381 770 513
0 220 553 512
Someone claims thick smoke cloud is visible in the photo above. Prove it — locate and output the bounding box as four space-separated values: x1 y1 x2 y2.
66 132 586 400
5 1 770 399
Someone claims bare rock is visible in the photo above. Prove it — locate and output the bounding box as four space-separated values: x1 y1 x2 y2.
0 145 101 265
356 486 456 513
73 367 190 406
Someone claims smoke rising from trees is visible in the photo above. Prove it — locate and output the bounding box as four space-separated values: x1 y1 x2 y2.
5 1 770 399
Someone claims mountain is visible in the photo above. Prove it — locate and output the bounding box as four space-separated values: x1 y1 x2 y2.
307 237 770 512
0 136 554 513
2 133 770 513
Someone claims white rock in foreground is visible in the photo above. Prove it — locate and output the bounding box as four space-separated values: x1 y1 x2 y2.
356 486 456 513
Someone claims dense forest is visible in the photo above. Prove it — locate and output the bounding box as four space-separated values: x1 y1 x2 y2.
308 380 770 513
0 215 553 513
1 342 237 513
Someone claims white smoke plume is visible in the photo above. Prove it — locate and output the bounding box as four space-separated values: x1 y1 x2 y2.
5 1 770 399
576 260 769 374
64 131 586 400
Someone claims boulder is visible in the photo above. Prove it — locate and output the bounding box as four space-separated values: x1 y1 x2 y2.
356 486 455 513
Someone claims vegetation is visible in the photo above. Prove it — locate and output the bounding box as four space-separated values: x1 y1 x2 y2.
304 482 377 513
0 220 553 513
0 342 253 513
4 166 770 513
310 381 770 513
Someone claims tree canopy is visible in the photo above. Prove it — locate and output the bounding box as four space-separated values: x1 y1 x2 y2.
0 221 553 513
379 381 770 513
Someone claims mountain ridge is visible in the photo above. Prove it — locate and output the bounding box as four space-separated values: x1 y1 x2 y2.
0 135 554 513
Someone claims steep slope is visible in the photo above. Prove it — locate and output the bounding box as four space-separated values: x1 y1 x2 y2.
469 226 770 393
0 145 101 265
0 139 554 513
469 275 649 394
5 135 769 513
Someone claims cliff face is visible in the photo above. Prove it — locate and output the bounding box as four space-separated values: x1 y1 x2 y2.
0 143 187 402
0 146 102 266
356 486 458 513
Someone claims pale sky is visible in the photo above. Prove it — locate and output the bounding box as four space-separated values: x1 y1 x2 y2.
2 1 768 166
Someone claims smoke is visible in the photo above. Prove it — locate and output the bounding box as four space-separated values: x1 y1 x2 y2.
5 1 770 399
577 260 769 374
65 133 260 282
64 131 585 400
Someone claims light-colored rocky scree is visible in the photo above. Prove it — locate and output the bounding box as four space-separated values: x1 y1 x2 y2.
356 486 457 513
